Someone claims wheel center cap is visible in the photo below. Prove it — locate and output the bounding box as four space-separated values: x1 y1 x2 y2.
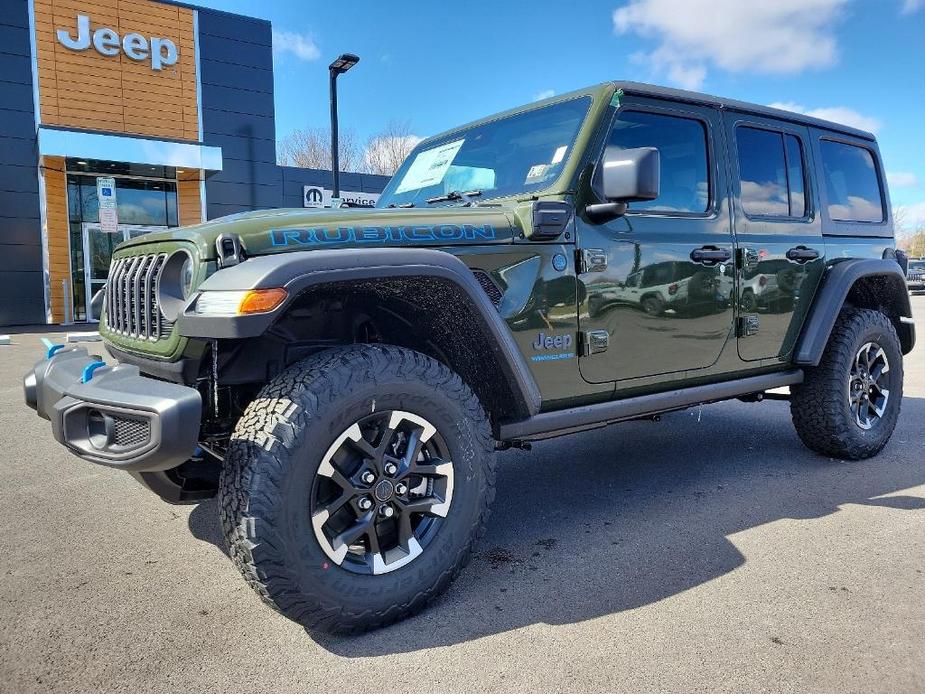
374 479 394 502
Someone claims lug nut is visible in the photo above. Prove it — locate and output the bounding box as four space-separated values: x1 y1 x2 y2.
379 505 394 518
361 471 376 485
395 482 408 495
357 497 373 511
384 462 398 476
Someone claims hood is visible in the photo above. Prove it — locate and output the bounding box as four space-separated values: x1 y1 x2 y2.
119 205 518 260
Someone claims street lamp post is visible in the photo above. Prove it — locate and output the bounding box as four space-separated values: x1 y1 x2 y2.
328 53 360 203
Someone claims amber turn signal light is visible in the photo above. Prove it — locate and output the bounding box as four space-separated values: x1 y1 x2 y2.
238 288 288 314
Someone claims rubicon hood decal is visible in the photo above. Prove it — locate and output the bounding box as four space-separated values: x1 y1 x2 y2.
118 206 516 259
268 223 497 246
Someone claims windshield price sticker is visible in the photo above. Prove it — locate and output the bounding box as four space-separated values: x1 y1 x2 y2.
525 164 549 184
395 139 466 193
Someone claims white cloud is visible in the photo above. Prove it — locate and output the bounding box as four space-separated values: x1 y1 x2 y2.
767 101 881 133
901 0 923 14
273 30 320 61
613 0 848 90
887 171 919 189
533 89 556 101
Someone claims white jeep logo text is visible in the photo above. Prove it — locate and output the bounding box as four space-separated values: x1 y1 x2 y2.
56 14 178 71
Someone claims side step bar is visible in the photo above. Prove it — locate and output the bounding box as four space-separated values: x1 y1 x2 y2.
498 370 803 442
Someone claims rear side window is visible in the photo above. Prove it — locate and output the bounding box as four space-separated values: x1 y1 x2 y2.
735 127 806 218
606 111 709 214
819 140 884 222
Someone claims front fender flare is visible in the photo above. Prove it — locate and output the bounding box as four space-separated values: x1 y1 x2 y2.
177 248 542 417
794 258 915 365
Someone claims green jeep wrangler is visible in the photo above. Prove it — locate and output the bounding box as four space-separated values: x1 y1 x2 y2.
24 82 915 633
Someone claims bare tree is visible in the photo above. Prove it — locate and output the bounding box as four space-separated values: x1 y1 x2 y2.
363 120 422 176
277 127 362 172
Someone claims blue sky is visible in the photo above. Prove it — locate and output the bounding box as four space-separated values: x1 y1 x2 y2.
191 0 925 229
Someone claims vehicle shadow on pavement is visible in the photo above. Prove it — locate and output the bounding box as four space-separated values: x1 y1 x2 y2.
187 396 925 655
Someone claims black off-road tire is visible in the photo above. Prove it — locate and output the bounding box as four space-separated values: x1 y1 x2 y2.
790 308 903 460
218 344 496 633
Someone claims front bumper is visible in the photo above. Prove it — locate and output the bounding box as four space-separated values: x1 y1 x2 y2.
23 347 202 472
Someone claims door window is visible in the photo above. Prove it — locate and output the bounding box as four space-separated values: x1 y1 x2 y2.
819 140 884 222
605 111 710 214
736 127 807 218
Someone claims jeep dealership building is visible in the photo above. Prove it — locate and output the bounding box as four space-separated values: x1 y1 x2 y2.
1 0 388 326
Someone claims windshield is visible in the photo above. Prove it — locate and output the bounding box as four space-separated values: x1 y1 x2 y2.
376 96 592 208
910 261 925 272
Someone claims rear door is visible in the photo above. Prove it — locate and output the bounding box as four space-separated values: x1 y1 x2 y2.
724 114 826 361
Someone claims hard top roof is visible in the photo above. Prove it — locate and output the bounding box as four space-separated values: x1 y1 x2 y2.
420 81 875 146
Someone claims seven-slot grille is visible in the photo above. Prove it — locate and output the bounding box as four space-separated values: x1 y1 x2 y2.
106 254 170 340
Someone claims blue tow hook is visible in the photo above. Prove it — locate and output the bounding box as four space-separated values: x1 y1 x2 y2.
46 343 66 359
81 361 107 383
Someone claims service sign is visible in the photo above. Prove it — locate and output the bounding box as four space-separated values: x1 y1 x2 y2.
303 186 380 209
96 177 119 234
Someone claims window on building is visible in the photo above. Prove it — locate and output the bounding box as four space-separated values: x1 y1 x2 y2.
819 140 884 222
73 175 179 227
736 127 806 218
605 111 710 214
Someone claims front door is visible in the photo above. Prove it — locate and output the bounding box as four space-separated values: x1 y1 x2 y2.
722 114 826 361
577 99 735 385
81 223 167 320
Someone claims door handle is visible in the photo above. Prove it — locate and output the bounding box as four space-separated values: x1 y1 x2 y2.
690 246 732 265
786 246 820 263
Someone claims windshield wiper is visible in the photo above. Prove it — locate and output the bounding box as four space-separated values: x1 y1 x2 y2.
388 202 415 208
425 190 482 206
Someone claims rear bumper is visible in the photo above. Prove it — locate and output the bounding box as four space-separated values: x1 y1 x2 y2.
23 347 202 472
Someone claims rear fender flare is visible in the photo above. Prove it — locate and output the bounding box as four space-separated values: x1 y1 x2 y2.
794 258 914 365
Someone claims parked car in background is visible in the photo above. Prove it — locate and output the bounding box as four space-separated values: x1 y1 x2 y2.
906 258 925 292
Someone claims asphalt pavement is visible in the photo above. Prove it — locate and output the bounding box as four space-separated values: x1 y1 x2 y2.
1 296 923 693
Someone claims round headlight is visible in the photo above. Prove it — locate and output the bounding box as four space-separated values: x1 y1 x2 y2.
180 255 193 299
157 250 195 322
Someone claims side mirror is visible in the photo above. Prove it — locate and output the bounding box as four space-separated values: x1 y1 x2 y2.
601 146 660 202
586 146 660 222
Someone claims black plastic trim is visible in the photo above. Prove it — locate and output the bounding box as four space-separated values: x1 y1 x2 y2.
23 347 202 472
178 248 543 416
498 370 803 441
794 259 915 365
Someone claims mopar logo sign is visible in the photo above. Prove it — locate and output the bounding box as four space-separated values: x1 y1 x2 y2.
303 186 379 209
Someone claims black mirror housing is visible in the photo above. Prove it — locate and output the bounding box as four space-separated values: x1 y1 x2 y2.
601 146 660 202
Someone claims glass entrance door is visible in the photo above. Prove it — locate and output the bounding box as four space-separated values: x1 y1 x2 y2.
81 223 168 321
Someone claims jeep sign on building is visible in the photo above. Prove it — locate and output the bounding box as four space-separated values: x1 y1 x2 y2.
0 0 388 326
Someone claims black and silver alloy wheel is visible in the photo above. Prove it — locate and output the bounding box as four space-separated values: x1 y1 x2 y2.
311 410 454 574
848 341 890 430
220 344 496 633
791 308 903 460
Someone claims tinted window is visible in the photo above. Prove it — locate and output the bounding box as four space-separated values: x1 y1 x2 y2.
736 127 807 217
785 135 806 217
72 175 179 226
606 111 709 213
820 140 883 222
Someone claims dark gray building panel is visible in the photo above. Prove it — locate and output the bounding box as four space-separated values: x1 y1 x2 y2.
201 83 276 118
0 0 43 326
198 8 279 219
198 34 274 71
199 59 273 93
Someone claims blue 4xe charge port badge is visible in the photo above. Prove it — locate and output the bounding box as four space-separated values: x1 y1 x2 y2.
531 331 574 362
